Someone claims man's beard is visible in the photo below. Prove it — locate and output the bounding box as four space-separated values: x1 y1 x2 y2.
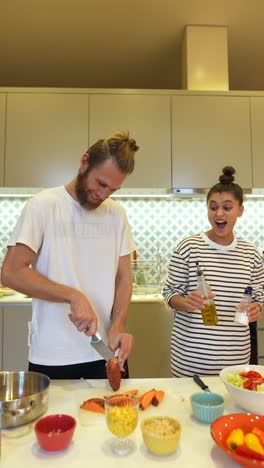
75 172 103 210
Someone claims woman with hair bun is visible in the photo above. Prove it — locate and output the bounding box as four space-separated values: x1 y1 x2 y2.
163 166 264 377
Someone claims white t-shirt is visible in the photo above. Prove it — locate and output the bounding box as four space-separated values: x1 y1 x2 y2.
8 186 136 365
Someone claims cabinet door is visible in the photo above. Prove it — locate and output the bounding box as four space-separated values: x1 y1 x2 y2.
0 307 3 370
171 96 252 189
0 93 6 186
250 98 264 188
5 94 89 187
3 306 32 371
127 302 174 378
89 94 171 188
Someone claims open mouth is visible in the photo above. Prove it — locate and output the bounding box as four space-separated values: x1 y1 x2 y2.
215 221 227 229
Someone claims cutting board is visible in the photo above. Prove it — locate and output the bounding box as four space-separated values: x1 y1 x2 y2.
77 378 187 426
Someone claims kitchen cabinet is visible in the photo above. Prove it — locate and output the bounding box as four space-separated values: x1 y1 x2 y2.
0 93 6 186
127 301 174 378
5 93 89 187
2 305 32 371
89 94 171 188
250 97 264 188
0 307 2 369
171 96 252 189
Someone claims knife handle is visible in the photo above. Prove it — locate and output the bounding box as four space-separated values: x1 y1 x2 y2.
193 374 209 391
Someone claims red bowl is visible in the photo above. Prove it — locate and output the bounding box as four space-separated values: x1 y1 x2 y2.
34 414 77 451
211 413 264 468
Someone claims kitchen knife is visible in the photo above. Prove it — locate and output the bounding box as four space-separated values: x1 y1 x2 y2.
90 332 124 371
193 374 211 392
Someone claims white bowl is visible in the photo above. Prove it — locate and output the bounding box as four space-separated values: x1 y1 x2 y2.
220 364 264 415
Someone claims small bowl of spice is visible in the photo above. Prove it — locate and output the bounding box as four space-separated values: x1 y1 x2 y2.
190 391 224 424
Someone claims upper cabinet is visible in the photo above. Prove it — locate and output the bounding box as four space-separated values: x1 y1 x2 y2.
171 96 252 189
0 94 6 186
89 94 171 188
250 98 264 188
5 94 89 187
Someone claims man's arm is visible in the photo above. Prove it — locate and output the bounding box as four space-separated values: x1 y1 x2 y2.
108 254 134 365
1 243 98 335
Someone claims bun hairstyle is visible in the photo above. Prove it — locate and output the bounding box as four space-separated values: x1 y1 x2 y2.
207 166 243 205
219 166 235 185
85 130 139 174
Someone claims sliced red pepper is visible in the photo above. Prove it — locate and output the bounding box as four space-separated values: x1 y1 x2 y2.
251 377 264 386
239 370 262 379
243 379 257 390
236 445 264 460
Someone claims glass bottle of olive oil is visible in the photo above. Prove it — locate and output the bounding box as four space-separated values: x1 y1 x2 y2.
196 262 218 326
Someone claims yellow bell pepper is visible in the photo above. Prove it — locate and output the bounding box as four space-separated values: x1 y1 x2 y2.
226 428 245 450
244 433 264 455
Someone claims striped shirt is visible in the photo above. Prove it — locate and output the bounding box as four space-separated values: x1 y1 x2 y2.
163 233 264 377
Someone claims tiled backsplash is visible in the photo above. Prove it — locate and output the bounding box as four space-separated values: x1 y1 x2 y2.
0 196 264 273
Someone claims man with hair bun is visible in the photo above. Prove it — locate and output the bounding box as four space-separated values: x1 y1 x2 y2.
163 166 264 377
1 131 139 380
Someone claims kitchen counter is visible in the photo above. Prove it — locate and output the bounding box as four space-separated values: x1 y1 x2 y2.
0 376 242 467
0 291 164 306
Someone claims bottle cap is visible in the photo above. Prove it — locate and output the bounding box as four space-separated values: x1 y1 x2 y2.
196 262 203 276
244 286 253 295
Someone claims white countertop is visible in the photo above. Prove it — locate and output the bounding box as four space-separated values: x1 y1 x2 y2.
0 376 242 467
0 292 164 306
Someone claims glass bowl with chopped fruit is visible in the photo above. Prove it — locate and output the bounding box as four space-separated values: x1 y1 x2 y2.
104 393 139 456
141 416 181 455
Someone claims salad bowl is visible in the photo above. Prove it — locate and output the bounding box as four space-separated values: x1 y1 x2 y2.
220 364 264 415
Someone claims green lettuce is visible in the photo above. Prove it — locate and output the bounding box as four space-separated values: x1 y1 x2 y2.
226 373 245 388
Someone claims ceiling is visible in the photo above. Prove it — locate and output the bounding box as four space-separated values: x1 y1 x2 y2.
1 0 264 91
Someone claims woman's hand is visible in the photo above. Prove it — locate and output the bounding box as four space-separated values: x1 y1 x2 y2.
169 290 215 312
184 290 215 312
247 303 263 322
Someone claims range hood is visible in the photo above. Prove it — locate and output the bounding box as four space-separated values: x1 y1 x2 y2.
2 187 263 200
111 187 256 199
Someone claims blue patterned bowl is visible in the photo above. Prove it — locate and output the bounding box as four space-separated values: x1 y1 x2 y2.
190 391 224 424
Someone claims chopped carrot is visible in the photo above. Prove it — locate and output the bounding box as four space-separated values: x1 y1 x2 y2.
152 389 165 406
80 397 105 413
125 389 139 395
104 389 139 399
139 388 156 410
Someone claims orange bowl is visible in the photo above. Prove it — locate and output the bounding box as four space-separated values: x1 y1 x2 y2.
34 414 76 451
211 413 264 468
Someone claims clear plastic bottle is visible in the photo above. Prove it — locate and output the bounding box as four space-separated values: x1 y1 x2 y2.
196 262 218 326
234 286 252 325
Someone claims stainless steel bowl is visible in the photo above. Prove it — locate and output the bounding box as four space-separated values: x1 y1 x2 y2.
0 371 50 428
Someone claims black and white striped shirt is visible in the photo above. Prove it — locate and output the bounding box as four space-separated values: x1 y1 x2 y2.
163 233 264 377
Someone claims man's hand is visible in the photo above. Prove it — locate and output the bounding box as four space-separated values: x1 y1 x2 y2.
108 329 134 367
68 291 97 336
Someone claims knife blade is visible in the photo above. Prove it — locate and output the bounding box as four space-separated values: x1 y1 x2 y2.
193 374 211 392
90 332 124 371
